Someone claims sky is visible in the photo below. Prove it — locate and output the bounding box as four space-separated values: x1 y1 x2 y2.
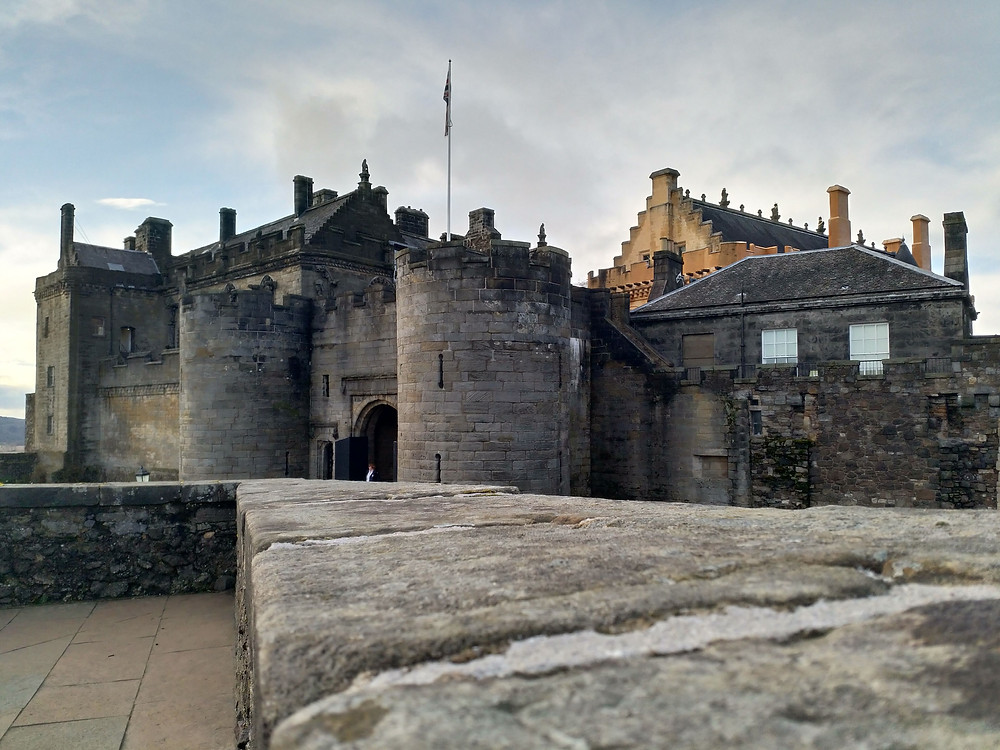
1 0 999 419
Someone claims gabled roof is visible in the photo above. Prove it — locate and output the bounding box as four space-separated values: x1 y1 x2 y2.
691 200 829 252
188 191 354 256
73 243 160 275
635 244 963 315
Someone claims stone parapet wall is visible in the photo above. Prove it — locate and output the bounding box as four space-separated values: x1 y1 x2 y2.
0 452 37 484
0 481 237 606
235 480 1000 750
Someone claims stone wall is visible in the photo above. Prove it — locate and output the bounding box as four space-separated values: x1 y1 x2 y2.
635 296 964 369
309 279 397 478
95 350 180 481
0 481 236 606
179 288 311 480
588 332 1000 509
0 452 37 484
742 359 1000 508
236 480 1000 750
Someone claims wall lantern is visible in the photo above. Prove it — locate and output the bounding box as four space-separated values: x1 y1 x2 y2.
136 466 150 482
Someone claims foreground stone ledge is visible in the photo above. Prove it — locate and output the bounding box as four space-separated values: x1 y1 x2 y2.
234 480 1000 749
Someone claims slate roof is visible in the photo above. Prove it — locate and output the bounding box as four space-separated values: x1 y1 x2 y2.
73 243 160 275
635 244 963 315
189 192 354 256
691 200 829 252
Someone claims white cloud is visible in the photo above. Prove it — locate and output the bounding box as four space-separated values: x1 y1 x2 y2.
97 198 162 210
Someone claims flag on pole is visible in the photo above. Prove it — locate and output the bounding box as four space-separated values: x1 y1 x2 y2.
443 62 452 136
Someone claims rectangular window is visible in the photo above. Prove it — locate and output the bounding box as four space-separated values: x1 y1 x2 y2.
46 415 53 435
43 317 50 337
120 326 134 354
92 317 106 337
46 365 54 387
762 328 798 364
322 374 330 398
850 323 889 375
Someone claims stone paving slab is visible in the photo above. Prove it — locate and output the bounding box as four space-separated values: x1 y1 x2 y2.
0 592 235 750
232 480 1000 749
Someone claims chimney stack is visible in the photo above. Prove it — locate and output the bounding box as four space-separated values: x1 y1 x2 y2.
134 217 173 270
882 237 903 256
124 236 136 251
293 175 313 217
220 207 237 242
943 212 969 290
910 214 931 271
826 185 851 247
59 203 75 267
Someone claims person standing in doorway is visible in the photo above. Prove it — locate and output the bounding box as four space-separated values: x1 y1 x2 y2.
366 463 380 482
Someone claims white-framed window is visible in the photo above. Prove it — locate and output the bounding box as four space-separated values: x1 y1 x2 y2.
850 322 889 375
762 328 797 364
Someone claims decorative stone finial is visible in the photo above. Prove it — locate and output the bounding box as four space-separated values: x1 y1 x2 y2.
770 203 780 222
720 188 730 209
739 204 745 212
758 209 763 217
538 223 547 246
360 159 370 184
804 222 809 230
788 218 793 225
700 193 706 201
817 217 825 234
857 229 865 244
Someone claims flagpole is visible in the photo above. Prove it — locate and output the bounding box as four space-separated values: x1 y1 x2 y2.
445 60 452 241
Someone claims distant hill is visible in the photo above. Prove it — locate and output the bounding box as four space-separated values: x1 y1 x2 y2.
0 417 26 447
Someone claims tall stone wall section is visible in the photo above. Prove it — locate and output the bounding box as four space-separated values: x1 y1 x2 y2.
714 353 1000 509
95 351 180 481
179 288 311 480
395 228 575 495
309 279 398 477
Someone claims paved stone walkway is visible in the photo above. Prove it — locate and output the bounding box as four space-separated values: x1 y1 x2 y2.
0 592 235 749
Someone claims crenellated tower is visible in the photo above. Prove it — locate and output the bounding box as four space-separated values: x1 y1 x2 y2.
395 209 575 495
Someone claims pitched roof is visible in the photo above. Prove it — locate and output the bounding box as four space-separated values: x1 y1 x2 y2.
73 243 160 275
691 200 829 251
188 192 354 256
635 244 963 314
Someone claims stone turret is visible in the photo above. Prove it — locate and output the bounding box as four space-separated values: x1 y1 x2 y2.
395 210 575 495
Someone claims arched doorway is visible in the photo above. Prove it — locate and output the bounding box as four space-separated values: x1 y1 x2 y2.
357 403 397 481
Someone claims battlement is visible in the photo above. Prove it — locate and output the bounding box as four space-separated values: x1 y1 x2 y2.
398 208 571 294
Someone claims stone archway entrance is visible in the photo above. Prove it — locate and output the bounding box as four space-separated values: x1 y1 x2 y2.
357 403 397 481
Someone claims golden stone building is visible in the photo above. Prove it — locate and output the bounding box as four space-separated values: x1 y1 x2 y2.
588 168 933 308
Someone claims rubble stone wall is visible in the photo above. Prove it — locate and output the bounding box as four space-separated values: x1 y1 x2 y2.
0 481 237 606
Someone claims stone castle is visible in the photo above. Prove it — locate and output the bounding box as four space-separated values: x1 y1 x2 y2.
23 162 1000 509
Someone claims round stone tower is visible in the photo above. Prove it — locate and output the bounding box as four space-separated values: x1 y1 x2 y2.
395 208 573 494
